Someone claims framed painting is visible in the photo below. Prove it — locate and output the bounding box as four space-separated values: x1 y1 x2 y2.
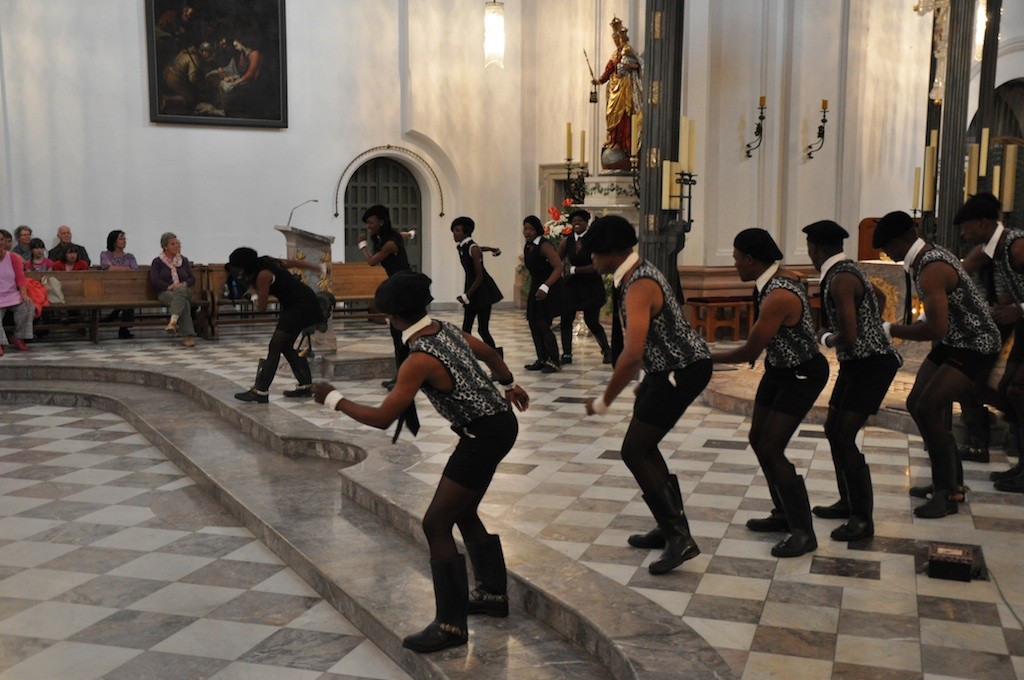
145 0 288 128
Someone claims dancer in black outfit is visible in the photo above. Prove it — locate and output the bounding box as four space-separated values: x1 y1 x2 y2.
451 216 503 349
584 216 712 574
229 247 325 403
357 205 413 389
313 271 529 653
711 229 828 558
522 215 563 373
803 221 901 541
558 209 611 365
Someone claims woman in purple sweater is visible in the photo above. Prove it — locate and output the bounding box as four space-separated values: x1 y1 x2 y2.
150 232 197 347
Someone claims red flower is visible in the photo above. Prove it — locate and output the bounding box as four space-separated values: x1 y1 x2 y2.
547 207 561 221
562 198 574 207
561 225 573 236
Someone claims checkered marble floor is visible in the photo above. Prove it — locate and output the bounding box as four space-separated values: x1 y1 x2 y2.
0 404 411 680
5 309 1024 679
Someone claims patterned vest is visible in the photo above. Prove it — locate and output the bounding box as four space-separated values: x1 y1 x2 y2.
994 229 1024 305
913 246 1001 355
410 321 510 427
759 276 819 368
821 260 900 363
619 261 710 373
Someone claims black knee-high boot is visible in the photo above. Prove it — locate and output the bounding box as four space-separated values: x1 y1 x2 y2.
771 476 817 558
466 535 508 617
746 480 789 532
641 478 700 574
831 465 874 542
992 424 1023 481
812 454 850 519
402 556 469 653
627 475 682 550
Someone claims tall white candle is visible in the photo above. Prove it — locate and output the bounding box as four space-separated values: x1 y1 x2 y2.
923 146 937 211
678 116 689 170
661 161 673 211
912 166 921 211
993 165 1001 199
1004 145 1018 211
966 144 979 196
980 128 990 177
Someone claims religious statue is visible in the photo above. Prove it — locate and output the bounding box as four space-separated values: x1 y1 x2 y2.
594 17 643 171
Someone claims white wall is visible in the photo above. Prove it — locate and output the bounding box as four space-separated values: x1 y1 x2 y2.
683 0 933 267
3 0 1023 291
0 0 530 303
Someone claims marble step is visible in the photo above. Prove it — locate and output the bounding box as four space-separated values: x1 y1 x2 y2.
1 363 735 679
0 371 612 679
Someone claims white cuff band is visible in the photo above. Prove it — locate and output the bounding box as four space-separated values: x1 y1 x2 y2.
591 395 609 415
539 283 550 294
320 263 328 275
250 294 259 304
818 332 834 348
324 390 343 411
882 321 892 340
457 294 469 305
501 381 519 392
569 266 577 275
357 240 368 250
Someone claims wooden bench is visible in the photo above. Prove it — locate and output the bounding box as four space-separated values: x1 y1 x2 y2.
20 268 212 343
330 262 387 320
685 296 753 341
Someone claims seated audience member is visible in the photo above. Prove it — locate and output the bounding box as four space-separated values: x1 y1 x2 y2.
0 233 33 355
99 230 138 339
12 226 33 259
24 239 53 272
150 232 197 348
48 225 91 265
52 245 89 271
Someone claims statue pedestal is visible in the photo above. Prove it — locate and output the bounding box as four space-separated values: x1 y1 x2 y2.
274 225 337 354
580 175 639 226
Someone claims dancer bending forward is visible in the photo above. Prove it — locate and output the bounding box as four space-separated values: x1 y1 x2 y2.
314 270 528 653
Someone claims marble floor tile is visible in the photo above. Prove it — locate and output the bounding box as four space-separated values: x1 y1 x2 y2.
128 582 246 618
151 617 279 660
0 640 141 680
0 600 119 639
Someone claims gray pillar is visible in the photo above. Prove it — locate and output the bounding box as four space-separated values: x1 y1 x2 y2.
638 0 686 296
936 0 973 251
976 0 1001 192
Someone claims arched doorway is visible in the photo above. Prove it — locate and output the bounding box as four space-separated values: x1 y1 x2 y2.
343 158 423 271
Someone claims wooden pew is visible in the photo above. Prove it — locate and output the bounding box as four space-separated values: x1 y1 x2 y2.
329 262 387 319
21 268 212 343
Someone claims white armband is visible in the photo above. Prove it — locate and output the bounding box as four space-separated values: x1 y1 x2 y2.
324 390 344 411
818 332 834 348
882 321 892 340
357 240 368 250
569 266 577 275
591 395 609 415
539 283 550 294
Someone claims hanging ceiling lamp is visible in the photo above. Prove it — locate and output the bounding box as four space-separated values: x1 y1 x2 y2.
484 1 505 69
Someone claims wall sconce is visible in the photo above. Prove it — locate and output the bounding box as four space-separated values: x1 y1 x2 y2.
484 1 505 69
806 100 829 159
744 96 767 157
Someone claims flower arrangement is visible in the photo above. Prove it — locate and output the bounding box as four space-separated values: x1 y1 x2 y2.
544 198 578 247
